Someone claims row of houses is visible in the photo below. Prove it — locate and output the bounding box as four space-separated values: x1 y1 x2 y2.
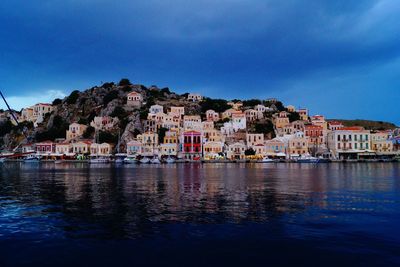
23 141 112 157
12 90 400 160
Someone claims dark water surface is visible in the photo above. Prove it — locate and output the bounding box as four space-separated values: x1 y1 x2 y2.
0 162 399 266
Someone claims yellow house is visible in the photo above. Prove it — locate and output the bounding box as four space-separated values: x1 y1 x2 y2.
226 142 246 160
286 105 296 112
206 109 220 122
138 132 159 156
32 103 54 123
310 115 328 131
297 108 309 121
203 128 224 142
371 131 393 153
274 111 290 128
20 107 34 122
169 106 185 117
90 143 112 155
245 109 259 122
187 93 202 102
55 143 71 155
246 133 264 147
228 101 243 110
265 139 286 157
203 141 224 159
71 141 91 154
126 92 143 108
66 123 87 141
288 132 308 158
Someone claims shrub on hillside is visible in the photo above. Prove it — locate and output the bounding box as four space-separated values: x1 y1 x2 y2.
201 98 231 113
66 90 80 105
118 78 131 86
103 90 119 106
52 98 62 105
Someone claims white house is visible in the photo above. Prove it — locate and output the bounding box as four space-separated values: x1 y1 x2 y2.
149 104 164 114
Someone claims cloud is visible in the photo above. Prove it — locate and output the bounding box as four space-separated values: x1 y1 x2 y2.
0 0 399 124
0 90 66 111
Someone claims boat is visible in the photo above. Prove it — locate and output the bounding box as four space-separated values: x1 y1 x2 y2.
140 157 150 164
150 157 161 164
23 154 41 163
261 157 274 163
89 157 111 164
123 157 137 164
54 160 64 164
164 157 176 164
115 158 124 164
296 155 319 163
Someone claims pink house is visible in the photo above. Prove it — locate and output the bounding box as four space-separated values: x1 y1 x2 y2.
35 141 56 154
182 131 202 160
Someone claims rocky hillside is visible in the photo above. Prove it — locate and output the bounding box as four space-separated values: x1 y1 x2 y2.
0 79 282 151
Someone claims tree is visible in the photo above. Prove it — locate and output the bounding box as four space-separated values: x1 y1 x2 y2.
111 106 127 120
121 85 131 92
0 120 13 137
118 78 131 86
102 82 114 88
139 110 148 120
242 99 261 107
66 90 80 105
82 126 95 139
52 98 62 105
200 98 231 113
245 148 256 156
98 131 118 144
216 117 230 124
132 128 141 137
35 115 69 141
157 127 168 144
288 112 300 122
78 118 88 125
254 121 274 134
103 90 119 106
274 101 286 112
161 87 171 94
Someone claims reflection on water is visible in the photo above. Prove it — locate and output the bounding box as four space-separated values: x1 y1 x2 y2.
1 163 400 266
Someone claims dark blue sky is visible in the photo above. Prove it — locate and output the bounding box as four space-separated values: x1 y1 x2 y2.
0 0 399 124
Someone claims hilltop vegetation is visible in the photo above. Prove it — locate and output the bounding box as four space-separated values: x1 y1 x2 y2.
328 119 397 131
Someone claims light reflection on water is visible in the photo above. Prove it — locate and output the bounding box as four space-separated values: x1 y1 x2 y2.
0 163 400 266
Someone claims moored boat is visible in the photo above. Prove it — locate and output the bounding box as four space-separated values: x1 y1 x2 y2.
123 157 137 164
24 154 41 163
296 155 319 163
261 157 274 163
150 157 161 164
140 157 150 164
164 157 176 164
89 157 111 164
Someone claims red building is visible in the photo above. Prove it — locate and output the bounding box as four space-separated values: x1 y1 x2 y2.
182 131 202 160
305 125 324 146
35 141 56 154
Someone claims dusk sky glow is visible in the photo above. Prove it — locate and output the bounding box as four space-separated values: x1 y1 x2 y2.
0 0 399 124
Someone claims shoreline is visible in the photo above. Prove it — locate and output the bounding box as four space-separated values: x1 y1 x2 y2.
1 159 398 164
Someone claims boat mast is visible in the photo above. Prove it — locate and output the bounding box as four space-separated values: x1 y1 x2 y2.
0 90 30 141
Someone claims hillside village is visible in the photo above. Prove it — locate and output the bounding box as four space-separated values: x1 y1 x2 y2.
1 79 400 161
